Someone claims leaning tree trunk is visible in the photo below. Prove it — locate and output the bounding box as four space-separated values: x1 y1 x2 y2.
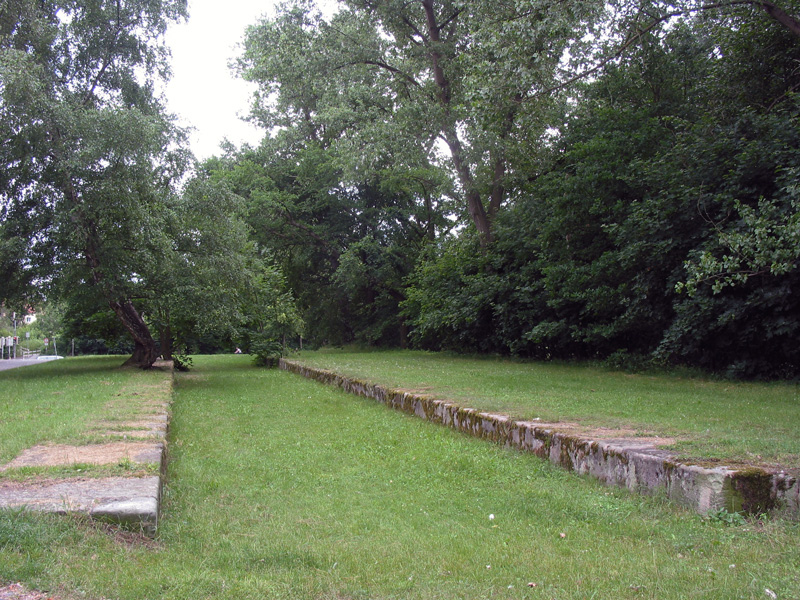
66 174 160 369
110 299 159 369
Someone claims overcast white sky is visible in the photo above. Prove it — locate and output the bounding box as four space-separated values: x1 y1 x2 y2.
164 0 339 161
163 0 276 161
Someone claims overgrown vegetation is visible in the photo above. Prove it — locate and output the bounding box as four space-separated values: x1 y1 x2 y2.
1 355 798 599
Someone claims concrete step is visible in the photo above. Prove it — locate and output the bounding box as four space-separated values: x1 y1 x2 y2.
0 360 173 535
0 476 161 535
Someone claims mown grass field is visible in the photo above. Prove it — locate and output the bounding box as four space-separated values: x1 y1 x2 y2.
1 355 798 599
293 349 800 468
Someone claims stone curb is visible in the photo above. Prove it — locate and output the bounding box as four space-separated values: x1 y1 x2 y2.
280 359 799 517
0 476 161 535
0 361 173 535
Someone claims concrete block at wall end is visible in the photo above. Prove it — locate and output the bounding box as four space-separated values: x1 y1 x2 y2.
774 475 799 515
91 497 159 535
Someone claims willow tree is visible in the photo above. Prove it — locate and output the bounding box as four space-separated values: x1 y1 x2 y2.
0 0 188 367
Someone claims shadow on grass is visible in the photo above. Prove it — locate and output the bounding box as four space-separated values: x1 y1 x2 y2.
0 356 132 381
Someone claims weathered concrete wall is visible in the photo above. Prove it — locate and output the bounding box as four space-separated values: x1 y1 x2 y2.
280 359 799 518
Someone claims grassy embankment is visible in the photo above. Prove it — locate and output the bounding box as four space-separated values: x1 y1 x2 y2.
293 349 800 468
1 354 798 599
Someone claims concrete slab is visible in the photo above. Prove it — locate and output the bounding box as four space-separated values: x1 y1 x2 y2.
0 361 173 535
0 476 161 534
1 442 163 470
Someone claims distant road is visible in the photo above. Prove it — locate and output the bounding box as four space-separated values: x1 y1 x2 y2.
0 358 42 372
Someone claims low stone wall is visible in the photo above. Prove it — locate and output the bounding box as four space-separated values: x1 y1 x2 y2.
280 359 799 518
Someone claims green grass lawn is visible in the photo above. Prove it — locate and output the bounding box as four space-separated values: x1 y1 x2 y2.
292 349 800 468
0 356 168 465
2 355 799 599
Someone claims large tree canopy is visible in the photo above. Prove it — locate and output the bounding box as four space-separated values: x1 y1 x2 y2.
227 0 800 377
1 0 187 367
238 0 604 245
239 0 800 245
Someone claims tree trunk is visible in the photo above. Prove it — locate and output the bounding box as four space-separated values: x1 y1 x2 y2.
122 339 159 369
422 0 494 245
759 1 800 37
110 299 159 368
159 323 173 362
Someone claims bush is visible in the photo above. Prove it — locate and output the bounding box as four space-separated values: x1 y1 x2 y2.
250 334 284 368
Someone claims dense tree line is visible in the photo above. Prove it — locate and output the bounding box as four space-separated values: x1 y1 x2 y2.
226 0 799 378
2 0 798 377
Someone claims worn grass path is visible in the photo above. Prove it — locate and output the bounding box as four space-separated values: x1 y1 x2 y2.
1 355 798 599
0 356 170 467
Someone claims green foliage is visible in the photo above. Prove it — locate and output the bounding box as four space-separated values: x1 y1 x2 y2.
0 0 190 366
205 139 434 349
144 174 258 358
249 333 285 368
238 0 599 244
705 508 749 527
241 261 304 349
402 235 506 353
398 10 800 378
679 173 800 295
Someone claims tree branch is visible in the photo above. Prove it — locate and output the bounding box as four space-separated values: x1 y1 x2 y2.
437 7 464 33
759 0 800 36
82 0 125 106
537 0 800 100
537 9 684 99
401 13 427 43
361 59 422 87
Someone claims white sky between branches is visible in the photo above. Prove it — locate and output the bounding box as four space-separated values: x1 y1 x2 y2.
164 0 339 162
